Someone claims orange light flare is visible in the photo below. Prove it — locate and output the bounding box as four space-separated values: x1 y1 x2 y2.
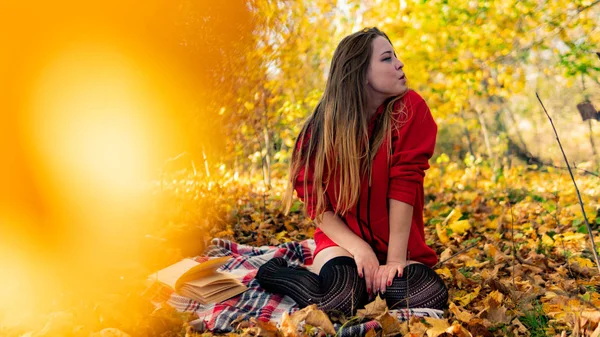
1 0 257 327
1 42 186 327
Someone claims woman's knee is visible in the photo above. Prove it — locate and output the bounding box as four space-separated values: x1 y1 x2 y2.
384 263 448 310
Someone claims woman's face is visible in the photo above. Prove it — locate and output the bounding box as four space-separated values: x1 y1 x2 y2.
366 36 406 100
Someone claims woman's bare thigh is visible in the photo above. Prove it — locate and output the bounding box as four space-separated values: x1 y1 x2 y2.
309 246 353 274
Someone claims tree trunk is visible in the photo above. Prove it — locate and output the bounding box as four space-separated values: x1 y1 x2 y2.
589 119 598 166
460 110 475 158
476 108 494 163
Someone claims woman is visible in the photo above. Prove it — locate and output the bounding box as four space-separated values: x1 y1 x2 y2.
256 27 448 317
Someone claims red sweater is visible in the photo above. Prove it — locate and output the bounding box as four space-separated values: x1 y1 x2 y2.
294 90 438 267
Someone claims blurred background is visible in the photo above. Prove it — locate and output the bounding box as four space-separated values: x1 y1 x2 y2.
0 0 599 329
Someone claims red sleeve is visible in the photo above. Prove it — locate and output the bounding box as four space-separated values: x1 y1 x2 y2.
294 130 333 220
387 91 437 206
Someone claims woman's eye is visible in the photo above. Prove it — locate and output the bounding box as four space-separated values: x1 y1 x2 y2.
382 57 392 62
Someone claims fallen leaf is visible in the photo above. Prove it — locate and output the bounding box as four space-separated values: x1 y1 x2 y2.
467 319 493 337
436 221 450 244
449 302 474 323
486 306 511 325
408 316 428 336
424 317 450 337
512 318 528 334
449 220 471 234
542 234 555 246
483 290 503 308
288 304 335 335
444 208 463 226
582 311 600 323
304 307 336 335
439 248 453 262
436 267 453 279
279 312 298 337
456 286 481 307
357 295 388 319
445 323 473 337
254 320 282 337
376 311 403 336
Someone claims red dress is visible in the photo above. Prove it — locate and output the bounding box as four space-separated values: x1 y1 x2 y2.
294 90 438 267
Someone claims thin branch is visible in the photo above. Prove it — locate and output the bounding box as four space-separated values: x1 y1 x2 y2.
433 243 479 268
546 162 599 178
536 93 600 275
510 201 516 288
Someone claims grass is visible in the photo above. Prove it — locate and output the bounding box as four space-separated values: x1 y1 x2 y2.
520 302 549 337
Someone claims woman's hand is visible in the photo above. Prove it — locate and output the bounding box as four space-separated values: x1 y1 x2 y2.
349 242 380 295
375 260 406 294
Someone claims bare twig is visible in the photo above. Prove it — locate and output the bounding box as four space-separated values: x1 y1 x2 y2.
562 240 578 286
510 202 516 288
545 162 599 178
406 251 410 324
536 93 600 274
433 243 479 268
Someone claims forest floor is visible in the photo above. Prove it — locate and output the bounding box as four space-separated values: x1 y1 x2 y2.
2 160 600 337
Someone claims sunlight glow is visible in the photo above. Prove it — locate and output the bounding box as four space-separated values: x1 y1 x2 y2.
0 41 182 325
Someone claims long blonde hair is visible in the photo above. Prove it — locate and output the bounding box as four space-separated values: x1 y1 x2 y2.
284 27 408 220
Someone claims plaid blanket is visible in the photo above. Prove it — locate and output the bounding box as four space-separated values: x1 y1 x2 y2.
150 238 443 336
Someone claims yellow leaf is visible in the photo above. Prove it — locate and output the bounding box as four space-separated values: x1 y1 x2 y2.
465 259 489 268
573 257 595 268
279 312 298 337
445 323 473 337
436 267 453 279
542 234 554 246
275 231 288 240
424 317 450 337
436 221 450 244
439 248 452 262
486 217 499 229
449 302 474 323
449 220 471 234
455 286 481 306
483 290 504 308
484 244 496 258
289 304 335 336
377 311 403 336
561 232 586 242
304 307 336 335
443 208 463 226
357 295 388 319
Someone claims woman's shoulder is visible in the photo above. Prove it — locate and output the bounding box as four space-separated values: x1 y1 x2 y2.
393 89 427 111
390 90 430 123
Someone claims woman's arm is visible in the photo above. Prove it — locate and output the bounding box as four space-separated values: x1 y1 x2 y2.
375 92 437 294
386 199 413 266
374 200 413 294
316 211 380 294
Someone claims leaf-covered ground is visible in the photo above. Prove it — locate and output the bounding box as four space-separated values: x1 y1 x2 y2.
3 160 600 337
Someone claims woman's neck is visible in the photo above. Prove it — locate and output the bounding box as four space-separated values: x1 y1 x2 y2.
366 99 385 119
365 89 387 120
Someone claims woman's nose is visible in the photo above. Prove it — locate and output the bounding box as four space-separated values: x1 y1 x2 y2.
395 59 404 70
